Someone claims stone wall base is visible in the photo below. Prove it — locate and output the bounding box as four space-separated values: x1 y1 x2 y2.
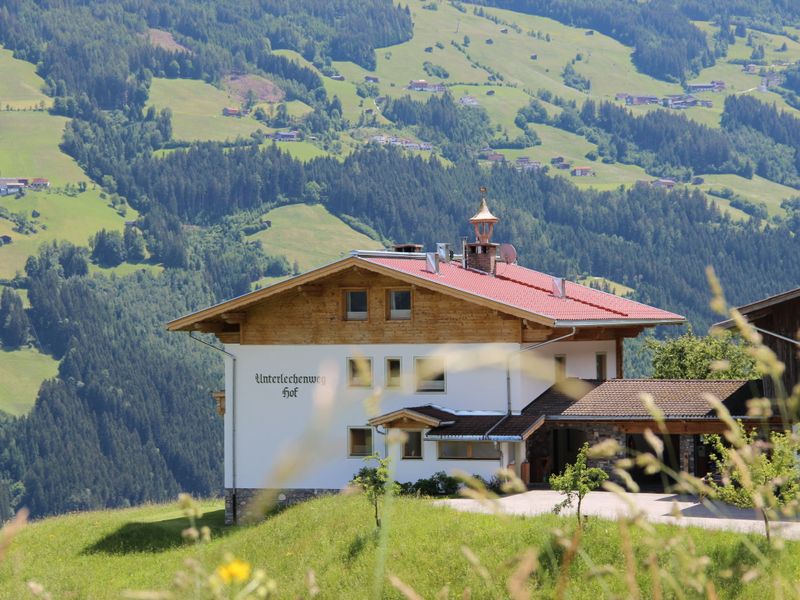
224 488 338 525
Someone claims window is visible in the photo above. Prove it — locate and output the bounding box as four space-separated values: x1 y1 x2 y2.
347 357 373 387
596 353 607 380
385 357 402 388
345 290 368 320
387 289 412 320
416 357 445 392
403 431 423 459
438 441 501 460
348 427 373 457
554 355 566 381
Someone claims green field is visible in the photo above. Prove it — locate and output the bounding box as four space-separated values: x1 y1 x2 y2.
0 47 50 110
247 203 381 272
699 173 798 217
1 494 797 599
0 112 88 185
147 78 271 142
0 188 136 278
0 347 58 416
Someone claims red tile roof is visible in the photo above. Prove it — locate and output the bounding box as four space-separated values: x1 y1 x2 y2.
359 256 684 326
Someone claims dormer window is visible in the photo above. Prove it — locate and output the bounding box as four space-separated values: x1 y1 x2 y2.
345 290 368 320
387 289 412 320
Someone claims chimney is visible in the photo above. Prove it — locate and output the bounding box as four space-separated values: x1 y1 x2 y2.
425 252 440 274
551 277 566 298
436 242 450 263
392 243 424 253
464 188 500 275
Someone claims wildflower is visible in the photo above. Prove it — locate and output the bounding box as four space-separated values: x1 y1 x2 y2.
216 558 252 584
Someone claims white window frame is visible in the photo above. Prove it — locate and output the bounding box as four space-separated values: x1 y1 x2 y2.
385 357 402 388
387 289 412 320
344 289 368 321
437 441 501 460
415 356 446 393
402 430 424 460
347 426 373 458
347 357 373 388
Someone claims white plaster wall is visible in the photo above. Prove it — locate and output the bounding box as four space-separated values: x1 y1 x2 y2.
223 340 616 490
519 340 617 408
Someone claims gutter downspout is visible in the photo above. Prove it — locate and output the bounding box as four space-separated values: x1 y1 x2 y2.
499 326 576 473
190 332 237 523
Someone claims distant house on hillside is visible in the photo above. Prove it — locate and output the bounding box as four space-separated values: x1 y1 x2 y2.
571 166 594 177
554 162 571 170
329 74 345 81
274 130 300 142
222 107 241 117
515 157 542 172
662 94 698 109
485 152 505 163
408 79 445 93
686 81 725 93
459 95 479 106
743 64 760 74
626 95 659 106
615 92 630 101
30 178 50 190
550 156 565 165
364 75 380 83
652 178 676 190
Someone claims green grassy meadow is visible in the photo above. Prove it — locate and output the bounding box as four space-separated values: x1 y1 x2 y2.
0 112 87 184
0 47 50 110
248 203 381 272
0 188 136 278
147 78 271 142
1 494 798 599
0 347 58 416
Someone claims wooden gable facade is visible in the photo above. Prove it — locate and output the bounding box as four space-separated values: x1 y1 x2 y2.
169 258 646 360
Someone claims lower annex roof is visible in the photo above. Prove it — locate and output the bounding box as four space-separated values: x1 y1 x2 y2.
370 378 759 442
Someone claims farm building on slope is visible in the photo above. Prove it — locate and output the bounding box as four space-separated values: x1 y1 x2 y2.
169 195 764 524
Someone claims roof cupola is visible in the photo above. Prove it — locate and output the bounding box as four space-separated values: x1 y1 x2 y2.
464 187 500 275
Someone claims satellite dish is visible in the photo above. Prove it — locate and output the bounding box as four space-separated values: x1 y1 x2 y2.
499 243 517 264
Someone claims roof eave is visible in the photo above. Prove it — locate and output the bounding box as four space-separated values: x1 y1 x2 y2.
553 317 686 328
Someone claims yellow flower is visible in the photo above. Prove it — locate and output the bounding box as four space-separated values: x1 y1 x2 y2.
216 558 252 584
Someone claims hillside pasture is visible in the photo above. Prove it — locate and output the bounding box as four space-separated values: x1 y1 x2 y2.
1 495 798 599
147 78 270 142
0 47 50 110
698 173 799 217
223 74 284 103
0 112 87 185
247 203 381 272
0 188 136 278
0 346 58 416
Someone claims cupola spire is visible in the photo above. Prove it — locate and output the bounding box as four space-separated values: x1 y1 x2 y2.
469 187 499 243
464 187 501 275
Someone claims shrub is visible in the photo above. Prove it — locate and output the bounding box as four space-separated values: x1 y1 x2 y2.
399 471 461 496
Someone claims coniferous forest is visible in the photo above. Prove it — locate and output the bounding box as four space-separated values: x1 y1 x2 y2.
1 0 800 519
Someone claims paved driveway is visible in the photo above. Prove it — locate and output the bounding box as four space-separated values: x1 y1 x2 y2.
438 490 800 539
